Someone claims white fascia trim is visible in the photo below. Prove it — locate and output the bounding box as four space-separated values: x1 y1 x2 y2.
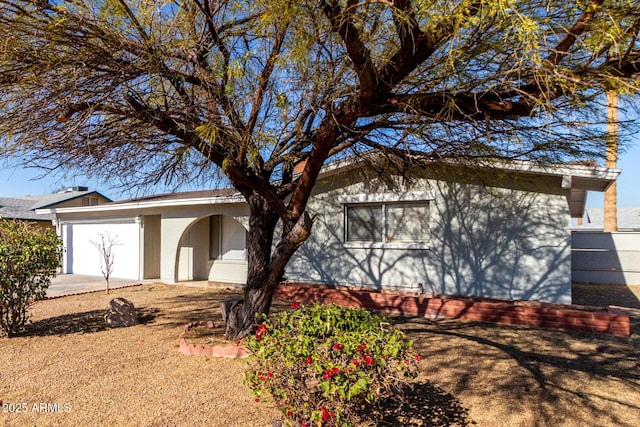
337 192 434 204
533 164 619 181
35 194 245 215
57 216 139 225
466 159 620 181
317 155 621 182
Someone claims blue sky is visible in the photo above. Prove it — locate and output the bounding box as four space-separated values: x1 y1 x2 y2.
1 145 639 207
0 164 116 199
585 141 640 208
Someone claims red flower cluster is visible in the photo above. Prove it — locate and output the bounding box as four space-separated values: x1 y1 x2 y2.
257 371 274 381
323 366 341 380
305 356 313 364
332 343 344 351
255 324 268 341
291 301 300 310
319 406 335 422
363 355 374 366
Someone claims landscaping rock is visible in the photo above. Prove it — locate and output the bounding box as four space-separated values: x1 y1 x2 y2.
104 297 139 328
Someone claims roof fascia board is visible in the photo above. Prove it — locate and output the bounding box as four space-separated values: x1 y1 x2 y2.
37 159 618 216
57 216 139 225
485 160 620 181
316 155 620 182
36 194 245 215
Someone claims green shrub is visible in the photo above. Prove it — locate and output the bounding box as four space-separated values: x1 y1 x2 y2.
244 302 420 426
0 220 62 337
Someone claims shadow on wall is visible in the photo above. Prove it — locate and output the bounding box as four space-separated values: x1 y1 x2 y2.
429 181 570 303
292 200 422 292
290 173 571 303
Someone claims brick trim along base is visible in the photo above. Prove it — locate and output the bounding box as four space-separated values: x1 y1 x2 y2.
275 283 630 337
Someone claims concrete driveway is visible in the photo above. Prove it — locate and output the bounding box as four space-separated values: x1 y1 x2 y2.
46 274 157 298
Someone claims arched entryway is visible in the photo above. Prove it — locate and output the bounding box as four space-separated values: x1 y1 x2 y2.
176 214 248 283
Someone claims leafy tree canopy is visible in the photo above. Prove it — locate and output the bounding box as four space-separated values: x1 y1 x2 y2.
1 0 639 338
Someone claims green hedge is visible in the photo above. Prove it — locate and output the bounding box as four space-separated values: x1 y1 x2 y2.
0 220 62 337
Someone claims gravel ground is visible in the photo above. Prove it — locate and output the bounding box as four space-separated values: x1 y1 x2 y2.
1 283 639 426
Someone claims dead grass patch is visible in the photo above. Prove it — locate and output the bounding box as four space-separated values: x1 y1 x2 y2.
1 284 639 426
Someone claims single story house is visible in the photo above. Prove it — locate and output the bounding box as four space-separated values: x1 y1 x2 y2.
0 186 111 230
37 160 618 304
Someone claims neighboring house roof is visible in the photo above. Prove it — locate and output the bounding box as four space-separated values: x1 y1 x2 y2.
0 188 112 222
0 197 45 221
577 207 640 231
36 159 619 217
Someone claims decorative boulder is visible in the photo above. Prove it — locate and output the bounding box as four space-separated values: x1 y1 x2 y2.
104 297 139 328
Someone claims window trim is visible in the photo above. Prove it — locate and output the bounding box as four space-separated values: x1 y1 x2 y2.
342 196 432 250
337 191 433 204
209 215 248 261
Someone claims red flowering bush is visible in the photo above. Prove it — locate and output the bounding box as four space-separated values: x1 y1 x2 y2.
244 302 420 426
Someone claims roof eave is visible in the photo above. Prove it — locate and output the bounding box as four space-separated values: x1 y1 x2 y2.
316 156 621 188
35 194 246 215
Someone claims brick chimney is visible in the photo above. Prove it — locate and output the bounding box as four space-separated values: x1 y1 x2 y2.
293 160 307 175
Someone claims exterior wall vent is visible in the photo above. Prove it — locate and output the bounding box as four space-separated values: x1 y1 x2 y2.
65 186 89 192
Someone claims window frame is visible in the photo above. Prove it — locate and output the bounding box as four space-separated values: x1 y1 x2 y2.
209 215 247 262
341 193 432 250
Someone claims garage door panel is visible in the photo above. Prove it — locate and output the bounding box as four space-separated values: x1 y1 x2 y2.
65 222 140 280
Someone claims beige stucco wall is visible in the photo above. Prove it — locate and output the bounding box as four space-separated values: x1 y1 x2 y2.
52 166 575 303
286 168 573 303
157 204 249 284
55 202 249 284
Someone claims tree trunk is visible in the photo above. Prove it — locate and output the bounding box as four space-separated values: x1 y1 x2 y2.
222 194 313 340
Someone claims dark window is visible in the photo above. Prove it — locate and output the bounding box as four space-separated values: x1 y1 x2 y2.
209 215 221 260
345 202 429 244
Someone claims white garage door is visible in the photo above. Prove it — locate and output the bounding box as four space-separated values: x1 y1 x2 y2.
63 220 140 280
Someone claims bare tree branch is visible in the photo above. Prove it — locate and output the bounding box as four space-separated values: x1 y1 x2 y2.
545 0 604 66
322 0 379 103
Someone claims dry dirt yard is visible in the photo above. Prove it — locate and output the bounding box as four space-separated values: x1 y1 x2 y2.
1 283 639 426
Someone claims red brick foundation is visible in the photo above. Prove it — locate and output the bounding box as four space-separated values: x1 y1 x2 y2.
275 283 631 337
